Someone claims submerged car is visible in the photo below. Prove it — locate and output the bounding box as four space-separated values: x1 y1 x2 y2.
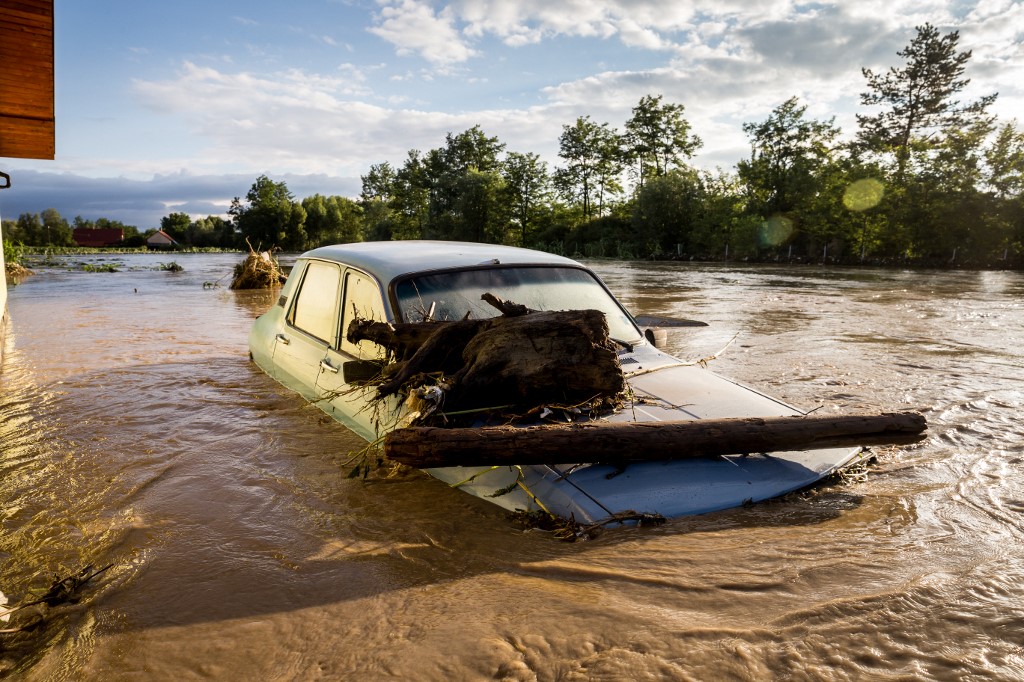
248 241 864 523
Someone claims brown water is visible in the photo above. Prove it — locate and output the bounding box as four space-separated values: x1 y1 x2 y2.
1 253 1022 680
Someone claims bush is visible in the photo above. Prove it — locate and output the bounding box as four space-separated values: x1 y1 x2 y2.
3 238 25 265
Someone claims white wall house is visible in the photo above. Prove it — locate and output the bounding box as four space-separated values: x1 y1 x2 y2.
146 230 177 248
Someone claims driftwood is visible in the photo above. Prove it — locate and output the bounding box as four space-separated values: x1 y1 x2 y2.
383 411 927 468
0 564 114 634
346 298 624 413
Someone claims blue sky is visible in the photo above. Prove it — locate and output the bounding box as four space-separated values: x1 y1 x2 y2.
2 0 1022 229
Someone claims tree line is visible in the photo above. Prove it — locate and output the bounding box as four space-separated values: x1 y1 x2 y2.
0 210 238 249
5 24 1023 267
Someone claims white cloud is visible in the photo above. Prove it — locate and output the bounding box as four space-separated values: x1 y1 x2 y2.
11 0 1022 229
368 0 478 65
128 62 565 179
456 0 694 44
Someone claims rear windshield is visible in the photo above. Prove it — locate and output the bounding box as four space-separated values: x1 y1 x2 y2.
393 266 641 343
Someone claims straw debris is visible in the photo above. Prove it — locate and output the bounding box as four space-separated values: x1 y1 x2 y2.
230 242 285 289
4 262 32 285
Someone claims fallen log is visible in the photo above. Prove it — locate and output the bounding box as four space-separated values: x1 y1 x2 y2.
384 411 927 468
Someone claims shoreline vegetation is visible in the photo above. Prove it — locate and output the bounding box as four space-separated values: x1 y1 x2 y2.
5 243 1020 273
3 24 1022 272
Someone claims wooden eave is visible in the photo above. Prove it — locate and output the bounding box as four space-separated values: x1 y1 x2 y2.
0 0 55 160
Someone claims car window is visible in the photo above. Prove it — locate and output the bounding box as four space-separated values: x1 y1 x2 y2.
393 266 642 343
287 260 342 344
340 268 386 358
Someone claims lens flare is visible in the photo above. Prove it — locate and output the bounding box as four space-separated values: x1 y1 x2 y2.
759 215 793 247
843 178 885 211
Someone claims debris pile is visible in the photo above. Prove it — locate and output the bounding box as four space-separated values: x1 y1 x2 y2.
4 262 32 285
347 293 626 427
1 564 113 635
230 245 285 289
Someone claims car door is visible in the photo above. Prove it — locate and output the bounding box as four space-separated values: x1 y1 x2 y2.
272 259 343 401
315 267 390 440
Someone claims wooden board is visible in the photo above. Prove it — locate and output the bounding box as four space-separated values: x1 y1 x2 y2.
0 0 55 159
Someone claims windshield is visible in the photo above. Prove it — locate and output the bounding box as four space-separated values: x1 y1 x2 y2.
393 266 642 343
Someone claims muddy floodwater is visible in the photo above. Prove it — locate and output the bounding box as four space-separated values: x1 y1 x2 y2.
2 252 1023 680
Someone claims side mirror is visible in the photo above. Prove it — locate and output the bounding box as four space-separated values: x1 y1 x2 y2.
644 328 667 348
343 359 385 385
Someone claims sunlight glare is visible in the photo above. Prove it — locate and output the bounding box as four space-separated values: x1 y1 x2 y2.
843 178 885 211
759 215 794 247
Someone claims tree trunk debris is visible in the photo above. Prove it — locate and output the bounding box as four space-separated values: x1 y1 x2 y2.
346 294 625 417
384 411 927 468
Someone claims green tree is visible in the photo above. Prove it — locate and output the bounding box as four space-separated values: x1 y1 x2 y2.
593 130 625 218
361 153 432 241
229 175 307 250
14 213 42 244
623 95 702 186
361 161 398 240
983 122 1024 264
985 121 1024 200
554 116 620 222
302 194 362 248
391 151 430 239
857 23 997 185
738 97 840 217
430 127 507 239
12 212 72 246
185 215 235 248
39 208 74 246
360 162 397 203
631 168 704 254
161 212 192 243
443 125 505 174
737 97 843 258
689 169 761 258
502 151 550 246
453 169 508 243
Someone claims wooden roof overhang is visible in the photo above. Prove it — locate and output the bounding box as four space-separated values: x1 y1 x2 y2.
0 0 55 160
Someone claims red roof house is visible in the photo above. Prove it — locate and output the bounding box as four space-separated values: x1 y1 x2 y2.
73 227 124 247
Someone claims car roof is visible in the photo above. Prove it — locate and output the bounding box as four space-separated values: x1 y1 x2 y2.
302 241 583 283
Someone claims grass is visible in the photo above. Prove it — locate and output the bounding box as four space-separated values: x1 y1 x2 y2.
81 263 119 273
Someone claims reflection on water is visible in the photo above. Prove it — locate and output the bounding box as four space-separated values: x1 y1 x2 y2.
2 254 1023 679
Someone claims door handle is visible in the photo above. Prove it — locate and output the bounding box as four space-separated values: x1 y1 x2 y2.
320 359 339 373
275 333 290 345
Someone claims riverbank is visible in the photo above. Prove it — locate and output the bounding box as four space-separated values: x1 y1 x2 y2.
17 242 1024 272
645 250 1024 270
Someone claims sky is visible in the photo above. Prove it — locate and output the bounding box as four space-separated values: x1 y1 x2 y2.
1 0 1022 230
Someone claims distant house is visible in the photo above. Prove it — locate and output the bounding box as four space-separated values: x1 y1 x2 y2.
73 227 124 247
146 230 177 249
